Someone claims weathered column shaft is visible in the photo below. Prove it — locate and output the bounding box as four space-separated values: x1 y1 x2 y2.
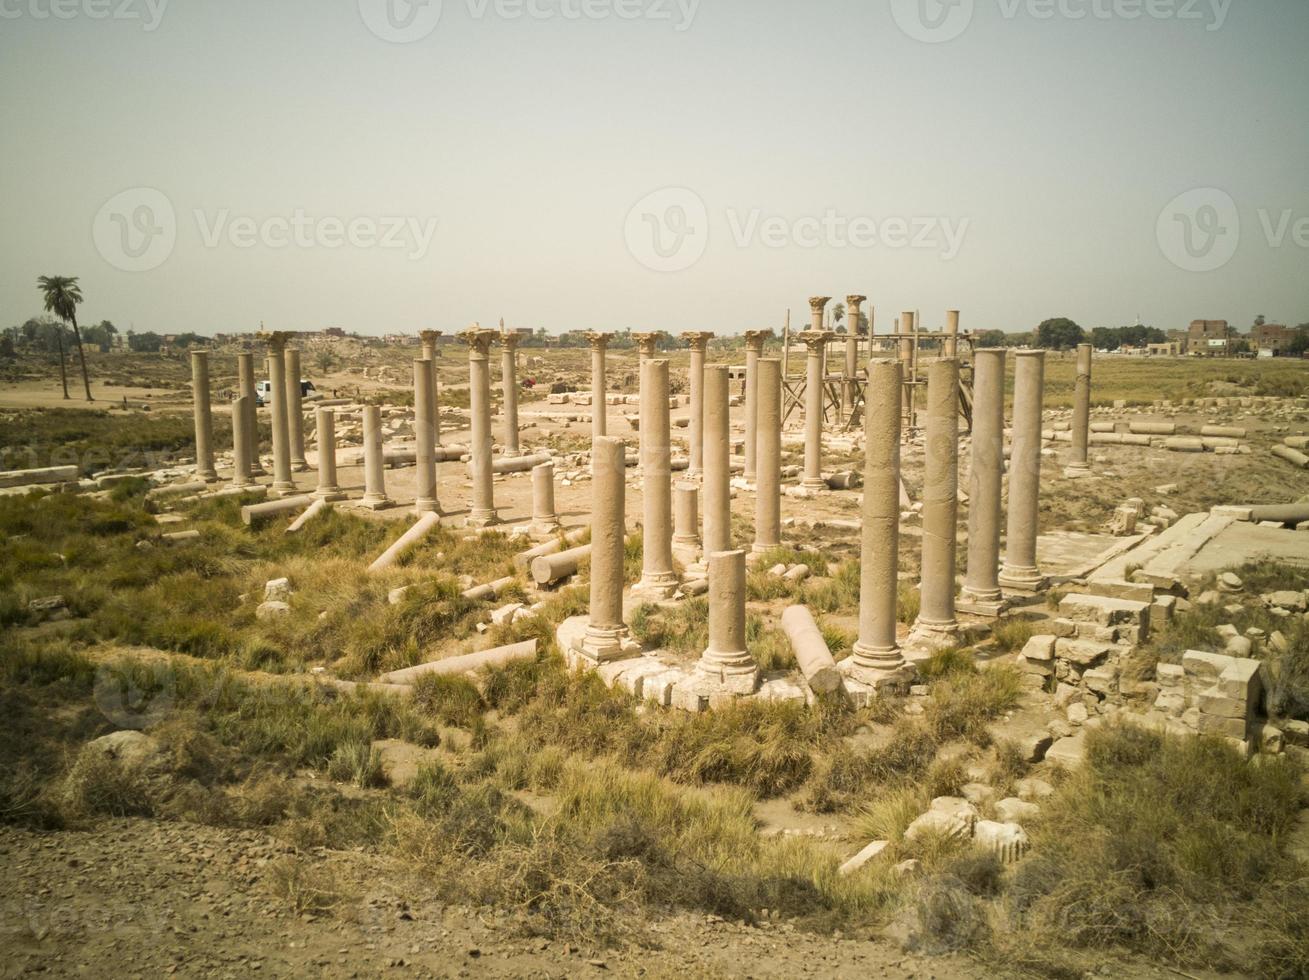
743 332 766 481
844 296 865 421
532 461 559 531
636 359 676 596
702 364 732 554
285 348 307 471
854 360 903 661
944 310 960 359
899 311 916 424
673 482 699 546
413 358 438 513
589 335 609 438
465 331 499 526
420 332 442 445
267 346 295 493
916 358 960 630
230 395 252 488
707 550 747 659
801 334 827 488
1001 350 1047 590
962 349 1006 603
236 352 263 475
361 404 390 507
1070 343 1092 469
190 351 216 480
589 436 626 630
682 333 712 477
314 407 343 500
501 338 521 456
753 357 782 552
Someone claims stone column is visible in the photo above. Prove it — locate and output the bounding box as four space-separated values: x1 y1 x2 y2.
799 314 830 490
531 460 560 535
635 359 677 599
462 328 500 527
413 358 438 514
587 332 610 439
753 357 782 553
190 350 217 481
673 483 699 548
960 349 1006 612
842 360 910 689
581 435 637 663
420 330 442 445
358 404 393 510
236 352 264 475
284 347 307 471
693 550 758 693
230 396 252 488
898 311 915 424
500 329 522 457
742 330 769 482
1000 350 1048 593
914 358 960 637
1067 343 1092 475
314 407 346 501
681 332 713 477
843 295 865 421
633 332 658 366
266 335 296 495
702 364 732 555
944 310 960 359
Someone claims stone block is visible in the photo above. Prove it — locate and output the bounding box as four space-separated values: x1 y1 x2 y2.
1015 777 1054 801
974 820 1030 864
1083 666 1118 695
1197 686 1253 720
1197 712 1249 740
1022 659 1054 677
1217 658 1262 703
1283 720 1309 748
996 798 1041 823
1056 639 1112 667
1045 733 1087 768
1151 594 1178 625
904 797 977 841
838 840 889 876
1182 649 1236 680
1050 619 1079 638
1020 635 1057 662
1153 691 1186 716
1059 593 1151 628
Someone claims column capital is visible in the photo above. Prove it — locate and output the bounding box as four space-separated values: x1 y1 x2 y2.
742 329 772 353
633 332 659 358
260 330 297 353
680 331 714 353
845 294 866 311
420 329 442 346
798 330 833 352
500 330 522 352
809 296 832 313
460 327 499 359
586 331 612 352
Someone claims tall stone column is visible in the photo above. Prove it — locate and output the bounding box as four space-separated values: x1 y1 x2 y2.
634 359 678 599
462 328 500 527
799 315 831 490
681 332 713 477
587 332 610 439
809 295 828 333
190 350 217 481
753 357 782 553
285 347 308 471
420 330 442 445
265 334 296 495
230 396 252 489
742 330 769 482
531 461 560 535
580 435 637 663
898 311 916 424
702 364 732 555
842 360 911 690
1067 343 1092 475
1000 350 1048 593
843 295 865 422
413 358 438 514
500 329 522 457
314 407 346 501
358 404 393 510
692 550 758 694
633 332 658 366
944 310 960 359
960 349 1006 613
914 358 960 638
236 352 264 475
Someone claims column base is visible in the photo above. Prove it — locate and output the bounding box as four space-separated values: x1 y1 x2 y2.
838 655 914 694
574 619 642 665
800 476 827 491
466 510 501 528
313 488 348 503
1062 464 1094 479
292 460 310 473
956 591 1009 618
354 495 395 511
689 655 760 696
196 470 219 483
271 481 299 497
414 498 440 515
632 574 680 601
999 567 1048 595
751 541 780 555
531 519 562 538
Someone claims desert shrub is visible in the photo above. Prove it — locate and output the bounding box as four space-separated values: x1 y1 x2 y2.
991 617 1034 653
897 582 920 625
327 738 387 788
410 673 484 727
57 747 154 821
923 667 1023 745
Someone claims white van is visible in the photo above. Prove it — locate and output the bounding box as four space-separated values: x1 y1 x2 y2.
255 379 317 406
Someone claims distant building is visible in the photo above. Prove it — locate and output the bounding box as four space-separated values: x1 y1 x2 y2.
1252 323 1292 355
1187 320 1231 356
1147 341 1183 356
324 327 346 338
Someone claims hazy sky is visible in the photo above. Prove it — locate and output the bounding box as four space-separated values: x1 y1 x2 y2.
1 0 1306 337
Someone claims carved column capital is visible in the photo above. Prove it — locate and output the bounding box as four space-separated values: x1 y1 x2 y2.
680 331 714 353
460 328 499 360
586 331 612 352
799 330 832 353
633 332 659 359
742 329 772 354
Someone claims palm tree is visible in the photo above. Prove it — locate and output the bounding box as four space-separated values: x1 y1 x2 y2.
38 276 93 401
